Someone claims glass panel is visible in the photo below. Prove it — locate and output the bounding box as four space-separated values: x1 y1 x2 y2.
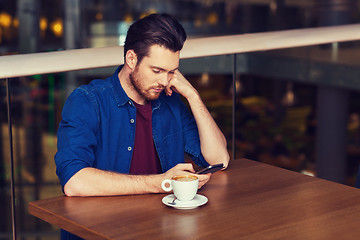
1 75 65 239
234 41 360 186
0 79 13 239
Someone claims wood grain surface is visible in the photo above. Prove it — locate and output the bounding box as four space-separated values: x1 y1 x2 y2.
29 159 360 239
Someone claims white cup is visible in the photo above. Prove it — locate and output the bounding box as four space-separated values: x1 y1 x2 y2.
161 175 199 201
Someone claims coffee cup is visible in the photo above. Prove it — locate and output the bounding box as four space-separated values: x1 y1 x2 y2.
161 175 199 201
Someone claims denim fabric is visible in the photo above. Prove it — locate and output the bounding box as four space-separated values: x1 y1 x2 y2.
60 230 83 240
55 65 209 190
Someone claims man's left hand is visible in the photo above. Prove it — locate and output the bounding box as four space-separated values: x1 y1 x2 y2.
165 70 199 100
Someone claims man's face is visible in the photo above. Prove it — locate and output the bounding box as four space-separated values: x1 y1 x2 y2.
129 45 180 102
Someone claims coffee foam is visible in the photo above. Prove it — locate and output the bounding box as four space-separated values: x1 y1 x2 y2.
172 175 198 182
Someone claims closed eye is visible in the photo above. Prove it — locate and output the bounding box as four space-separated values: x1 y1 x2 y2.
153 69 161 73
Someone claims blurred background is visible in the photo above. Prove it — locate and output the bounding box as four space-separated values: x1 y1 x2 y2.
1 0 360 239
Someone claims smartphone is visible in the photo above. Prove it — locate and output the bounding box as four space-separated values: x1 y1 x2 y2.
196 163 224 174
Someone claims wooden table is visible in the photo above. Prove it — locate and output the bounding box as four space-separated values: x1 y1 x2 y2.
29 159 360 239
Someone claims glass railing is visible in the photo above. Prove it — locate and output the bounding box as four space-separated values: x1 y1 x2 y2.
1 24 360 239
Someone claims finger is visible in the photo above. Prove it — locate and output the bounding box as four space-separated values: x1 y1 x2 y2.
195 173 211 180
174 69 182 76
196 173 211 189
170 86 179 93
165 84 173 96
165 88 172 96
174 163 195 173
198 177 210 189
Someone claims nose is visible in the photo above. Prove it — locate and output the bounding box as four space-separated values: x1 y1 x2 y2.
158 74 169 87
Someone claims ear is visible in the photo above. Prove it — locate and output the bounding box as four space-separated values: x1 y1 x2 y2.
125 50 137 70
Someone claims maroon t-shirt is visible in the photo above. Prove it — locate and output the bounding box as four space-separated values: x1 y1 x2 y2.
129 101 162 175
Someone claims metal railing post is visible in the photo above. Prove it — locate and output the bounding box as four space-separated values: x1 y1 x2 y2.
6 78 17 240
232 54 237 161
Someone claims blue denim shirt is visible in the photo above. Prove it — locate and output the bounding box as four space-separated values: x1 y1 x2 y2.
55 65 209 188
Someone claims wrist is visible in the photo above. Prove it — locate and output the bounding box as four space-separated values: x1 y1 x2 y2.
186 89 201 103
150 174 166 193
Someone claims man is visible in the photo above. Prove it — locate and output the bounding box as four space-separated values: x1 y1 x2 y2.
55 13 229 198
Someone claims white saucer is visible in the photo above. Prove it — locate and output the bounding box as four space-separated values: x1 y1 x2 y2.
162 194 208 210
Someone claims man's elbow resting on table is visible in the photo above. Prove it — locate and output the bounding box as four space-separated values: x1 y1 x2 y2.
63 177 84 197
63 169 92 197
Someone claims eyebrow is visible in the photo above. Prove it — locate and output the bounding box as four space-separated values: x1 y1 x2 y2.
151 65 179 72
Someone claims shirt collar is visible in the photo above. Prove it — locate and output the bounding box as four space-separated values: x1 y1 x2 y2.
111 65 130 107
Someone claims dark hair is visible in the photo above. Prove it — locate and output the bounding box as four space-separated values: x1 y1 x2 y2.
124 13 187 63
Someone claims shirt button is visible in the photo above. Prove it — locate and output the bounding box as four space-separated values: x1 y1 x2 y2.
127 146 132 151
128 101 132 105
130 119 135 124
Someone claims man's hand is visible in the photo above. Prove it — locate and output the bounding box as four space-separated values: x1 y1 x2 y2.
161 163 211 190
165 70 199 101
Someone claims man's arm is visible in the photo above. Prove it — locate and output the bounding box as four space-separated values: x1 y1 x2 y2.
64 163 211 197
165 70 230 168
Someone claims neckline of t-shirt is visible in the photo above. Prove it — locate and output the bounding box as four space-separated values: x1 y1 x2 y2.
132 100 152 113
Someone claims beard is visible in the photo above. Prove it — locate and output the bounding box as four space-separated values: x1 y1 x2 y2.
129 67 163 101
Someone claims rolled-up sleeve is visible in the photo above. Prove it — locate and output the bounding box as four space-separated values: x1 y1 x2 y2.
55 88 99 188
